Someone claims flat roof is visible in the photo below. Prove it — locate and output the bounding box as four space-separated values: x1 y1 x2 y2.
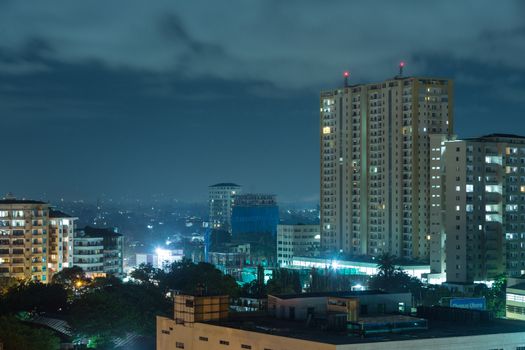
270 290 390 300
204 314 525 345
49 209 75 218
0 199 47 205
209 183 241 188
508 282 525 291
80 226 122 238
292 256 429 268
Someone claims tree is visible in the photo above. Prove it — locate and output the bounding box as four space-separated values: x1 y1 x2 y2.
266 269 302 295
376 253 397 278
0 316 60 350
160 259 240 297
368 267 423 301
52 266 90 299
69 281 171 342
486 274 506 317
129 263 163 285
241 265 267 298
0 281 68 314
0 277 19 295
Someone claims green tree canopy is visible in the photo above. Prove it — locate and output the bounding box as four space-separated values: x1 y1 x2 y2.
160 259 239 297
0 316 60 350
0 281 68 314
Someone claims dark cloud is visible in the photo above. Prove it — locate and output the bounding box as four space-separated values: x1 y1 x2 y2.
0 1 524 204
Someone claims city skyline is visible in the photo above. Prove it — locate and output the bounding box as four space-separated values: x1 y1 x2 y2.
2 1 525 203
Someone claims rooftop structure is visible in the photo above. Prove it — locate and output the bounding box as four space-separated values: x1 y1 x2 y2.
157 292 525 350
289 256 430 280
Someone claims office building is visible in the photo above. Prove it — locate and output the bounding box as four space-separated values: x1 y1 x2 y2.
73 226 123 277
48 209 77 275
157 292 525 350
231 193 279 240
432 134 525 284
277 224 320 267
0 197 51 282
209 183 241 232
320 75 453 259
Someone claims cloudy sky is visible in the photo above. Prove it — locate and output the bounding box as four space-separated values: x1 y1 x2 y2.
1 0 524 204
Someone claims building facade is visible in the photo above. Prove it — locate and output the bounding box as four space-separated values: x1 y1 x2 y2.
48 209 77 276
0 198 51 282
277 224 320 267
209 183 241 232
506 278 525 320
231 194 279 240
431 134 525 283
73 226 123 277
157 293 525 350
320 76 453 259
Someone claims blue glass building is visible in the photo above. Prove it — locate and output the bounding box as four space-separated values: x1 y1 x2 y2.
231 194 279 241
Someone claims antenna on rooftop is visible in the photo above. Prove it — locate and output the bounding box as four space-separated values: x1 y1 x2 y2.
343 71 350 87
398 61 405 76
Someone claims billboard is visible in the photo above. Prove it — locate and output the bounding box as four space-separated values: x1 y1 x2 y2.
449 297 486 310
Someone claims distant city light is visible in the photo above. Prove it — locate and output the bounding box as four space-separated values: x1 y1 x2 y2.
352 284 365 291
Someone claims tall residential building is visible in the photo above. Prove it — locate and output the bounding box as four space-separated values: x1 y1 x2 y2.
277 224 320 267
208 183 241 232
48 209 77 275
432 134 525 284
0 198 51 282
320 75 453 259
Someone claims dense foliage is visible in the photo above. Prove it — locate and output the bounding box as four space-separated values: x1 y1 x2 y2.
0 316 60 350
0 260 238 349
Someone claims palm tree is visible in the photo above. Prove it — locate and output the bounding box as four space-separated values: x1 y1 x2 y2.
377 253 396 278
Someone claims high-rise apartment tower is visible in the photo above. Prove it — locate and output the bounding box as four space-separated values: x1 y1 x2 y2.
320 74 453 259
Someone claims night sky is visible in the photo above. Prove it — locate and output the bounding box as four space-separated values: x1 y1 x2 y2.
1 1 524 204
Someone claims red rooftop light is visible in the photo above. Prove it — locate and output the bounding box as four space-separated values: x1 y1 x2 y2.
399 61 405 67
343 71 350 77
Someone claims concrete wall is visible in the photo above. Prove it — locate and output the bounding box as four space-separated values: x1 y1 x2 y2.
336 333 525 350
157 316 335 350
157 316 525 350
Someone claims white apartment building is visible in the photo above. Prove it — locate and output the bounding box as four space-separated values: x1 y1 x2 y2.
320 76 453 259
277 224 320 267
208 183 241 232
48 209 77 275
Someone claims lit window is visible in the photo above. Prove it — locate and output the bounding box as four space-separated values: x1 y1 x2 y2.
323 127 331 134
